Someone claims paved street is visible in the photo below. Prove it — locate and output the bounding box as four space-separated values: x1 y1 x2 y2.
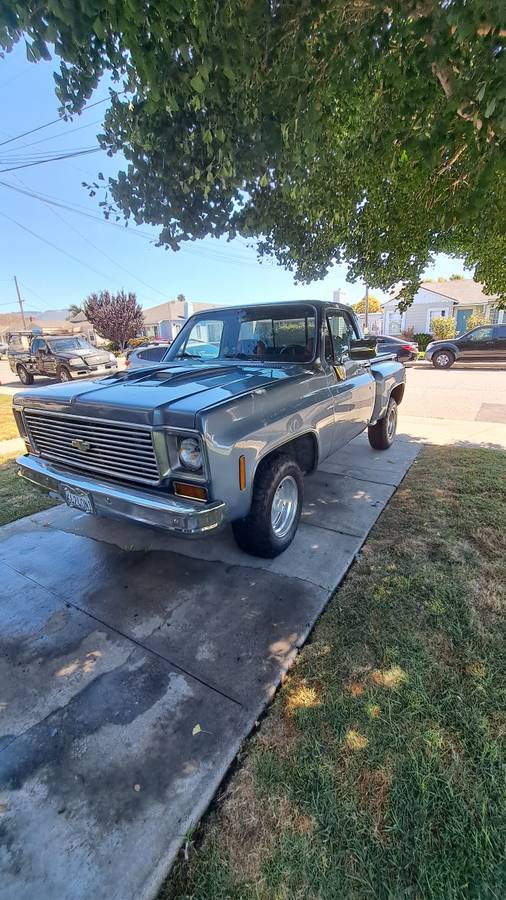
402 365 506 423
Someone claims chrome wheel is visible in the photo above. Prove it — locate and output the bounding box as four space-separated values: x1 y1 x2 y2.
271 475 299 538
59 368 72 382
387 403 397 441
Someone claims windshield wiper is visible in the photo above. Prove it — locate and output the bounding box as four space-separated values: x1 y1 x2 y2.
177 352 202 359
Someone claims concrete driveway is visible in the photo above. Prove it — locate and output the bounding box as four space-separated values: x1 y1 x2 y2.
0 432 419 899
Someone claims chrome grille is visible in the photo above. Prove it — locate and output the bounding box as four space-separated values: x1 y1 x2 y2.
24 410 160 486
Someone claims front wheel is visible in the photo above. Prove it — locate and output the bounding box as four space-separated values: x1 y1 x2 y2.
368 397 398 450
232 453 303 558
57 366 72 382
17 364 34 385
432 349 455 369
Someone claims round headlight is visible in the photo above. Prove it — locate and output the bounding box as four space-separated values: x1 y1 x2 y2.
178 437 203 471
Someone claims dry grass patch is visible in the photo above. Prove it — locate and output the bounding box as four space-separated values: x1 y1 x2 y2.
0 395 18 441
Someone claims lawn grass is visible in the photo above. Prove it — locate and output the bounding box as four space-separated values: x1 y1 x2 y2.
0 394 18 441
0 453 58 525
163 446 506 900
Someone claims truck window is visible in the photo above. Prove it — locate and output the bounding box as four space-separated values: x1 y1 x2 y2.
326 311 357 363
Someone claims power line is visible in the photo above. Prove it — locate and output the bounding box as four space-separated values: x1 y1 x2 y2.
0 179 277 269
0 210 126 283
0 92 124 148
7 118 104 152
36 197 169 300
0 147 101 174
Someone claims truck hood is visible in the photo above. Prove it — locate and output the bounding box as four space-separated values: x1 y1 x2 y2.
14 360 306 429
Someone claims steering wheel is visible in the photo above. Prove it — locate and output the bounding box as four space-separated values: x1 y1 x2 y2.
279 345 306 359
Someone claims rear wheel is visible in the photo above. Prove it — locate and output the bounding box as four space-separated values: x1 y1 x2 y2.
232 453 303 558
432 349 455 369
17 364 34 385
57 366 72 382
368 397 398 450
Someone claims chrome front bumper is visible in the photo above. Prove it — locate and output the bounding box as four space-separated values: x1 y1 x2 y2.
17 454 226 536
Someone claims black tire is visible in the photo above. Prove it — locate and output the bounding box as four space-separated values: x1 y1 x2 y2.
432 349 455 369
232 453 304 558
17 364 34 385
368 397 398 450
57 366 72 382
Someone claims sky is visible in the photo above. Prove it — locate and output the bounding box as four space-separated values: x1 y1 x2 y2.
0 41 469 317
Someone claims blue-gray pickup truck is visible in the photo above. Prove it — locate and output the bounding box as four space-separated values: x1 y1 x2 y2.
13 301 405 557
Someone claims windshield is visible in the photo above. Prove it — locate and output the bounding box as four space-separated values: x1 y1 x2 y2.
47 337 94 352
165 305 317 363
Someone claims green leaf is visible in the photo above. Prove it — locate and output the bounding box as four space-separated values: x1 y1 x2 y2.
191 73 205 94
93 17 106 41
484 97 496 118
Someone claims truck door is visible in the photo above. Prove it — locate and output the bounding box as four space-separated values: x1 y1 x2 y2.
324 308 375 451
33 338 54 375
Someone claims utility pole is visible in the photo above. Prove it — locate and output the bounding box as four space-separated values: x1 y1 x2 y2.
364 285 369 333
14 275 27 329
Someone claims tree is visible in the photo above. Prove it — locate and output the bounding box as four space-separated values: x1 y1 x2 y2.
2 3 505 309
66 303 83 320
83 290 144 350
431 316 457 340
449 274 465 280
352 295 382 314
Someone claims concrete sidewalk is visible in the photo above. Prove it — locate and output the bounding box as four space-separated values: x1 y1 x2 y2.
398 413 506 450
0 433 419 900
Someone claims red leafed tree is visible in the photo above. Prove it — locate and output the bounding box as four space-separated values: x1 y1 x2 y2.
83 290 144 350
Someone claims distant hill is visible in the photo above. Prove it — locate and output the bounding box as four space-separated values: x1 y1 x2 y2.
0 308 70 321
29 309 70 321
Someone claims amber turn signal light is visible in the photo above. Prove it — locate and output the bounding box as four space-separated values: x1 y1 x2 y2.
239 455 246 491
173 482 208 502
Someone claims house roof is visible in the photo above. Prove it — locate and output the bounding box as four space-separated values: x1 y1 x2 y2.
142 299 215 325
419 279 498 304
383 278 499 308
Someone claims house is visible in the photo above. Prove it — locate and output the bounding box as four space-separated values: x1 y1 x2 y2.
380 279 504 336
141 298 215 341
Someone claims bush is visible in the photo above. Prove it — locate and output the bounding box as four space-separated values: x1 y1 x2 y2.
465 313 490 331
127 336 150 349
431 316 456 340
105 340 120 352
400 326 415 340
413 332 433 351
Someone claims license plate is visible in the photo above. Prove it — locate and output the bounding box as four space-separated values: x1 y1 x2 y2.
61 485 95 514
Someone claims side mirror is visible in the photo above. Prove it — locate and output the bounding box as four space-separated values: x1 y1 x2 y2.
349 337 377 361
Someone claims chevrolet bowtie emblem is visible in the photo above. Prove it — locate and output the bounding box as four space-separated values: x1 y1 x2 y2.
71 438 92 453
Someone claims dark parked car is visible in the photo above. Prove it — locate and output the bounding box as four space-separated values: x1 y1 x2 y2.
375 334 418 363
425 325 506 368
